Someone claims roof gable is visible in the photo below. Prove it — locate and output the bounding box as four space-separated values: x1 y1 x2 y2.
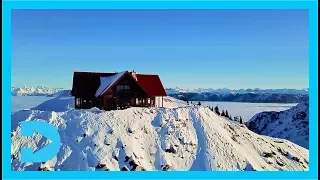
71 72 116 97
95 71 127 97
136 74 167 96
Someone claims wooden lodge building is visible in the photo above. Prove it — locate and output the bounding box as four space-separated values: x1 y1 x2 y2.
71 70 167 110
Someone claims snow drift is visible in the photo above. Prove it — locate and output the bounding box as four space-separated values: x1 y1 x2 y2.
246 101 309 149
11 97 309 171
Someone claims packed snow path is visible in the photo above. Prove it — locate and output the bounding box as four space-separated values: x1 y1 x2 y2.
11 98 308 171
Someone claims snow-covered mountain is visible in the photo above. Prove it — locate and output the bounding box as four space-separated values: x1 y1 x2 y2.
11 97 308 171
48 90 72 98
166 87 309 95
11 86 63 96
246 101 309 149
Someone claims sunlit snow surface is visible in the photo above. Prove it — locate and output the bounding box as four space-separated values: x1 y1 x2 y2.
10 96 308 171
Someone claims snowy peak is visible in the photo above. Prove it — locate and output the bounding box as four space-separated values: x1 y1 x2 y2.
246 100 309 149
11 86 64 96
11 97 308 171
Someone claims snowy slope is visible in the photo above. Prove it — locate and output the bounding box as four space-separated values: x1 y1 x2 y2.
11 97 308 171
162 96 189 108
31 97 75 112
11 86 63 96
246 101 309 149
48 90 72 98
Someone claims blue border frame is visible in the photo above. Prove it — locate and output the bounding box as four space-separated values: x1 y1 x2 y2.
2 1 318 179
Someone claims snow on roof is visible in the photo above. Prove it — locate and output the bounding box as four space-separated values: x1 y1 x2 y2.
95 71 127 97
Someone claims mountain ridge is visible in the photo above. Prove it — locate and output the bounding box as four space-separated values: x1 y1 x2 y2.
11 96 309 171
166 87 309 95
11 86 63 96
167 88 308 103
246 100 309 149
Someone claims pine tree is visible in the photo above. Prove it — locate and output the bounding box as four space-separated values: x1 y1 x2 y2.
229 114 232 120
214 106 220 115
197 101 201 106
221 110 225 117
225 110 229 118
240 117 243 124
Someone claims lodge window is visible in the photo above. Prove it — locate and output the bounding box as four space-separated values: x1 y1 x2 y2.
76 98 81 107
136 98 143 105
116 85 130 92
148 98 150 104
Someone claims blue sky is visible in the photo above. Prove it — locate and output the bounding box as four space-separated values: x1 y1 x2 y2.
11 10 309 89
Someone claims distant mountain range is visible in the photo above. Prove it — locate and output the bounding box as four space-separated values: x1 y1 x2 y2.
165 87 309 95
166 88 309 103
11 86 63 96
11 86 309 103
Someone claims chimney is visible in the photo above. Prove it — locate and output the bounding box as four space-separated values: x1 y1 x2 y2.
131 70 138 81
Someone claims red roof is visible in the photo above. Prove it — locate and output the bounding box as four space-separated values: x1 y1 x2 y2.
72 71 167 97
136 74 167 96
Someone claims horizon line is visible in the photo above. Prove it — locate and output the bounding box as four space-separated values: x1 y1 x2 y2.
11 85 309 91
